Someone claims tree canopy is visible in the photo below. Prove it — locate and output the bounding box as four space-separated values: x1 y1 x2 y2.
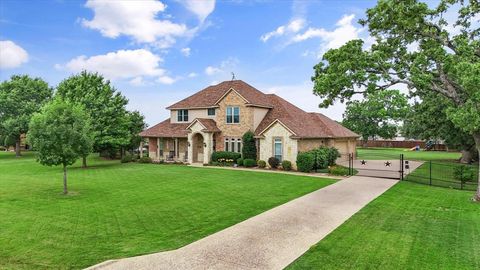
0 75 53 156
28 99 93 194
311 0 480 201
343 90 408 142
56 71 131 164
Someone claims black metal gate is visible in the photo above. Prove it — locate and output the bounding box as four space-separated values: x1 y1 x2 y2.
348 153 404 180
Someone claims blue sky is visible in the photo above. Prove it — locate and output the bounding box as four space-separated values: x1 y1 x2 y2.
0 0 379 126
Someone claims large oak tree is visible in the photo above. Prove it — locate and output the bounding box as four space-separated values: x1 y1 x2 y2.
311 0 480 200
56 71 131 167
0 75 53 156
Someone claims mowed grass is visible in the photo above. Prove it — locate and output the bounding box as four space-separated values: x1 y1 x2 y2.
406 161 478 191
288 182 480 269
357 147 461 161
0 152 334 269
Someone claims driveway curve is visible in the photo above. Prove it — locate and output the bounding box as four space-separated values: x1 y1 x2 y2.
86 176 397 270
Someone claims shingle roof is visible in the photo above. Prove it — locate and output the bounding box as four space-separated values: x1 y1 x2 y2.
166 80 273 109
139 119 189 138
196 118 221 132
254 94 359 138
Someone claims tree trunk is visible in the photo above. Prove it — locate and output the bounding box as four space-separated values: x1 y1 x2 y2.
473 132 480 202
15 137 21 157
460 149 473 164
82 156 87 168
63 164 68 195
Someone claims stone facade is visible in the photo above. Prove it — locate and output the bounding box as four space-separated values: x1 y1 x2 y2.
259 122 298 169
187 121 214 164
215 90 255 151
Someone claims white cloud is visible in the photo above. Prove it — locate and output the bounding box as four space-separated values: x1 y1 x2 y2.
261 18 306 42
205 66 221 75
0 40 29 69
81 0 187 48
181 47 191 57
129 77 145 86
63 49 170 83
290 14 363 57
204 57 239 76
157 75 176 85
179 0 215 22
188 72 198 78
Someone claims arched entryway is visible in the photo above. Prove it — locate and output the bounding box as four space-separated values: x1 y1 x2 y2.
192 133 204 163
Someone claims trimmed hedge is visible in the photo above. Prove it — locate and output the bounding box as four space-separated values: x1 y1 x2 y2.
328 165 350 176
268 157 280 168
138 156 152 163
243 158 256 167
236 157 244 166
121 155 132 163
296 152 314 172
297 147 341 172
281 160 292 171
211 151 241 163
257 160 266 168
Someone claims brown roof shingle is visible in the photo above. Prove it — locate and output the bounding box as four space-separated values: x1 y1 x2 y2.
254 94 359 138
195 118 221 132
139 119 189 138
166 80 273 109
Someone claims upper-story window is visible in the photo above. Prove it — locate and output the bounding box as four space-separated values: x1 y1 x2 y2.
207 108 216 116
226 106 240 124
177 109 188 122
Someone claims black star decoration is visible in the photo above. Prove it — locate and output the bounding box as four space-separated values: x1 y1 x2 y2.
385 161 391 167
361 160 366 165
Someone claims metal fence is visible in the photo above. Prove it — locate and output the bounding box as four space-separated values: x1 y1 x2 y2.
404 161 479 191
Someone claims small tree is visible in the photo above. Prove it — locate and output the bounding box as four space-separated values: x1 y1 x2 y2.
242 131 257 160
27 99 92 194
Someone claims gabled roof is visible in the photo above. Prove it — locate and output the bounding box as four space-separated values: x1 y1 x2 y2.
139 119 189 138
255 94 359 138
166 80 273 109
186 118 221 133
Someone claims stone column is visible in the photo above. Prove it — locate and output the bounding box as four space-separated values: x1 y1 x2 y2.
156 137 160 161
140 140 144 158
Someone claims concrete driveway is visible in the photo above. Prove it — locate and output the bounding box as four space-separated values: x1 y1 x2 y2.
86 176 397 270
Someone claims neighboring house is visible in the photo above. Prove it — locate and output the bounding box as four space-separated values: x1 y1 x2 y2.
139 80 358 168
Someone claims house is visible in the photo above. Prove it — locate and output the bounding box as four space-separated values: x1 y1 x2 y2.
139 80 358 168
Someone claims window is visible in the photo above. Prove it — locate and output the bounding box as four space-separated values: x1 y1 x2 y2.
231 140 235 152
225 138 229 152
274 138 282 161
207 108 215 116
226 106 240 124
237 139 242 153
177 110 188 122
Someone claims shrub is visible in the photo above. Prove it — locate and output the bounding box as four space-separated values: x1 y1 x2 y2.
236 157 244 166
328 165 350 176
211 151 241 163
210 161 219 166
121 155 132 163
242 131 257 160
282 160 292 171
453 165 475 183
268 157 280 169
257 160 266 168
138 156 152 163
243 158 256 167
326 147 341 166
296 152 314 172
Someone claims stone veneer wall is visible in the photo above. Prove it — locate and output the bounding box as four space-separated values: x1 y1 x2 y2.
258 122 298 169
215 90 255 151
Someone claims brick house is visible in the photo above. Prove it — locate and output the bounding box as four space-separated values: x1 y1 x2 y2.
139 80 358 168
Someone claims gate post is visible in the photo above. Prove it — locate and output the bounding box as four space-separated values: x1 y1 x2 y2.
400 154 404 181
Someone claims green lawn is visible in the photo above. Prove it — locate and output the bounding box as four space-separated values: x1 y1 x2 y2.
357 147 461 161
406 161 478 191
0 151 334 270
288 182 480 269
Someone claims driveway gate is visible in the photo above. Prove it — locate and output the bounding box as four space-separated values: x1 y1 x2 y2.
347 153 405 180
